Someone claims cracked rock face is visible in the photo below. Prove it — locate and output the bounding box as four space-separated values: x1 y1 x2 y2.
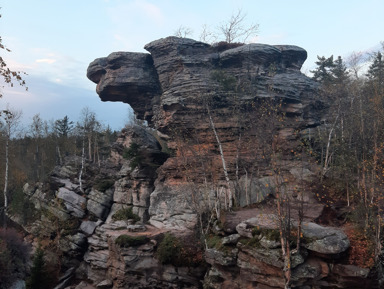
87 36 325 231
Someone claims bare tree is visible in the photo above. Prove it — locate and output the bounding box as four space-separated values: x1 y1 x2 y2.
199 24 217 44
218 9 259 43
346 51 365 80
174 25 193 38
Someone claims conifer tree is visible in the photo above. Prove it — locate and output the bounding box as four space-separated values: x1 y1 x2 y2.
311 55 335 84
26 246 50 289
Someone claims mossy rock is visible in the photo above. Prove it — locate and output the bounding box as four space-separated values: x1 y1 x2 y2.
112 207 140 223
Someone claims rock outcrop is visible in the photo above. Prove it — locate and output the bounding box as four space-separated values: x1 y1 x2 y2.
8 36 379 289
87 36 324 231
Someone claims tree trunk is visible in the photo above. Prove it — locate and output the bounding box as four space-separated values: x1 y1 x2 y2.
207 104 233 209
79 139 85 193
3 136 9 210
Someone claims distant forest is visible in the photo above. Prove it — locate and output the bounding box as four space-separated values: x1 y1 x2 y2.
0 107 120 210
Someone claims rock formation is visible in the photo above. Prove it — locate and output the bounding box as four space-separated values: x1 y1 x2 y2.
87 36 324 232
7 37 378 289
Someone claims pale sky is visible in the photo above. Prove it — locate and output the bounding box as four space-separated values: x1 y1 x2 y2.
1 0 383 130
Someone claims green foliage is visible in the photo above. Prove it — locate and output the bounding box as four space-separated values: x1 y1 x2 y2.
239 236 262 248
206 235 223 249
263 228 280 241
211 70 237 91
94 179 115 192
311 55 336 84
54 115 74 138
9 188 39 224
156 233 204 267
156 233 183 265
251 226 262 237
26 246 51 289
123 142 143 169
112 207 140 223
115 235 149 247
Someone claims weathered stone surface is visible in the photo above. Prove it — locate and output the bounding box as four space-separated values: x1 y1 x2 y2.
57 188 86 218
301 222 350 254
86 189 114 220
59 233 87 259
149 184 197 231
96 279 113 288
259 236 280 249
291 257 329 282
80 221 98 236
332 264 370 278
236 214 279 238
87 52 161 120
127 224 146 232
205 248 238 266
222 233 240 245
88 36 323 231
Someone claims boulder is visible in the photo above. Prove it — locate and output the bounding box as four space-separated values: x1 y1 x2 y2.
301 222 350 254
57 187 86 218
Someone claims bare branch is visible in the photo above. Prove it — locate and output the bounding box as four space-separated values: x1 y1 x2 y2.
218 9 259 43
199 24 217 44
174 25 193 38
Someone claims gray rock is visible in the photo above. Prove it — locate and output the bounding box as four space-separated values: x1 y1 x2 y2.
205 248 238 266
87 52 161 119
332 264 370 278
301 222 350 254
80 220 98 235
222 234 240 245
9 280 25 289
291 258 329 281
149 184 197 231
96 279 113 288
236 214 279 238
237 243 283 268
259 236 281 249
57 187 86 218
127 224 147 232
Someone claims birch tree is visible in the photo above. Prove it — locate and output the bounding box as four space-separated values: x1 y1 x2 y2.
1 107 22 212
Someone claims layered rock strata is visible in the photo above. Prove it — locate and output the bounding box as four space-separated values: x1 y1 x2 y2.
87 36 324 231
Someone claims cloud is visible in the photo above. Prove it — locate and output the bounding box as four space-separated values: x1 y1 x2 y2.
2 75 128 130
35 58 57 64
107 1 165 27
136 1 164 24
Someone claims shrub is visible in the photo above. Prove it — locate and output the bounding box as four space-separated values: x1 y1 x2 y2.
115 235 149 247
94 179 115 192
112 207 140 223
263 229 280 241
123 142 143 169
206 235 223 249
156 233 182 265
239 236 262 248
9 189 39 224
211 70 237 91
156 233 205 267
212 41 244 52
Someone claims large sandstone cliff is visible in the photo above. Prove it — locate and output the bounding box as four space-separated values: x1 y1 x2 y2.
8 37 378 289
87 37 324 231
